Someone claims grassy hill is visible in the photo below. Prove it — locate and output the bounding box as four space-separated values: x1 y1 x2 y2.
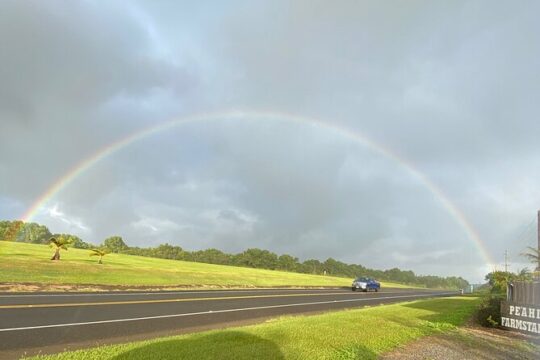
0 241 414 289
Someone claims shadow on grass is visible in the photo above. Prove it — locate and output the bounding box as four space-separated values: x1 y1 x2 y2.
401 297 477 326
331 344 378 360
111 331 284 360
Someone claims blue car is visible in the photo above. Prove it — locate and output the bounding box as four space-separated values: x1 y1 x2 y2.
352 277 380 292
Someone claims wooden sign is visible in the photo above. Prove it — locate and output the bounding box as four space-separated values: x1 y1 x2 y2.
501 301 540 335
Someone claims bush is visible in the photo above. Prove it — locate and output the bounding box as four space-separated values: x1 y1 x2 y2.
476 294 505 327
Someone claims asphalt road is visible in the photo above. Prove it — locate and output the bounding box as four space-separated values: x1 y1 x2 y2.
0 288 457 359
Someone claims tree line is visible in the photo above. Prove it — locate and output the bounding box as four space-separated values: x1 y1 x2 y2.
0 220 469 289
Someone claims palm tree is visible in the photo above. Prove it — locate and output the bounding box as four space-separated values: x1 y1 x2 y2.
49 237 71 260
89 248 109 264
521 246 540 273
515 268 533 281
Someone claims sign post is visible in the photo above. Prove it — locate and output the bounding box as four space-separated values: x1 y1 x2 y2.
537 210 540 273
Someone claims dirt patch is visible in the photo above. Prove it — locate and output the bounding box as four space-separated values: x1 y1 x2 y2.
0 282 345 293
381 326 540 360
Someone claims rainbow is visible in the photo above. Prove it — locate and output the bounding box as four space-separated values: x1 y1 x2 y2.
20 110 494 265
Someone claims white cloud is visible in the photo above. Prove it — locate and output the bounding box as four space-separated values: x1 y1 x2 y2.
43 204 90 233
131 217 182 233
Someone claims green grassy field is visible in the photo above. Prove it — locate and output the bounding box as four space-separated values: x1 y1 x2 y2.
27 296 480 360
0 241 413 289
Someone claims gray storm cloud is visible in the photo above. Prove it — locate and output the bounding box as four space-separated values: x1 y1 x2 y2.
1 0 539 282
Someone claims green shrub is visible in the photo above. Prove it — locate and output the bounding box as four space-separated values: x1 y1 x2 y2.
476 294 505 327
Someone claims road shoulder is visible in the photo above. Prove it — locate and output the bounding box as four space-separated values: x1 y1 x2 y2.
381 325 540 360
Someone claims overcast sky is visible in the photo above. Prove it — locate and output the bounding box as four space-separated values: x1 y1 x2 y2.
1 0 539 282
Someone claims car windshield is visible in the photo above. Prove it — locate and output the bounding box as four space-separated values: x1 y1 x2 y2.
356 277 371 282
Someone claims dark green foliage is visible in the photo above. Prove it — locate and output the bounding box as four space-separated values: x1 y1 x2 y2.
103 236 128 253
152 243 185 260
123 244 185 260
0 220 23 241
277 254 299 272
484 270 532 294
476 293 505 327
0 220 51 243
476 270 535 328
54 233 92 249
18 222 53 243
233 248 279 270
122 246 154 257
416 275 470 290
300 259 324 274
189 248 231 265
323 258 353 277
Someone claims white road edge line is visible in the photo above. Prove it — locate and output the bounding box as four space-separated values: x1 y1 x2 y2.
0 289 428 298
0 289 419 298
0 289 347 298
0 292 456 332
0 291 423 305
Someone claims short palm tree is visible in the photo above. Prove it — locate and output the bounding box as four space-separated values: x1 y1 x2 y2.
521 246 540 273
89 248 109 264
516 268 533 281
49 237 71 261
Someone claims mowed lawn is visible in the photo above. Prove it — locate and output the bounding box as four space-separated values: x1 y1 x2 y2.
0 241 412 288
27 296 480 360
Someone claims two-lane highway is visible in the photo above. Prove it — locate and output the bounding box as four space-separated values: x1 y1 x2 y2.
0 288 457 359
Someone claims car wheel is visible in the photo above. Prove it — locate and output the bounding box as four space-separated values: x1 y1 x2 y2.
363 288 367 292
375 288 379 292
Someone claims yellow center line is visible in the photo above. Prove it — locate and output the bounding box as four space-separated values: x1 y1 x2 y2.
0 292 359 309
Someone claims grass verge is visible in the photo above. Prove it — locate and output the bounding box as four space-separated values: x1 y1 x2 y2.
382 317 540 360
26 296 480 360
0 241 413 289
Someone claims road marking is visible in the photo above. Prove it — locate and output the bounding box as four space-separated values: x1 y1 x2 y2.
0 292 456 332
0 288 351 298
0 291 430 309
